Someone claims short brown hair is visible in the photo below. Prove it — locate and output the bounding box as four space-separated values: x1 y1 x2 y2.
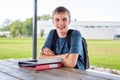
52 6 71 20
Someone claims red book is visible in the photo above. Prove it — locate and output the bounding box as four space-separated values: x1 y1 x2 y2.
35 62 62 71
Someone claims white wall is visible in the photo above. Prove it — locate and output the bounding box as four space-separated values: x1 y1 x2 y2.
82 28 116 39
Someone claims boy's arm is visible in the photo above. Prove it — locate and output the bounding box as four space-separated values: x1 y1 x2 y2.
39 47 78 68
62 54 79 68
39 50 69 59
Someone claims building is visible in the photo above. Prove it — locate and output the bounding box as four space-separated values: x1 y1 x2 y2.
37 20 120 40
0 31 10 37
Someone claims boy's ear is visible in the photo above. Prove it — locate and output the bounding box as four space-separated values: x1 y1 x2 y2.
69 19 71 24
52 19 54 24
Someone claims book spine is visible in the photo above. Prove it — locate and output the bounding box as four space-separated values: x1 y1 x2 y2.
35 63 62 71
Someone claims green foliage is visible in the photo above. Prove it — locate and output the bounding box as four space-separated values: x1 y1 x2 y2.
37 14 51 20
0 35 7 38
40 29 44 38
0 25 9 31
0 19 11 31
22 18 33 37
9 20 22 37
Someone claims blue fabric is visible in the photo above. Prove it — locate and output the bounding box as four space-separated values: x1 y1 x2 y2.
42 29 84 70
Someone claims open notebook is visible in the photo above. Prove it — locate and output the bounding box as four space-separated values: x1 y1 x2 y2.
18 58 63 71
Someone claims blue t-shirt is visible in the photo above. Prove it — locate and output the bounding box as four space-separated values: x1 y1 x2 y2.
42 29 84 70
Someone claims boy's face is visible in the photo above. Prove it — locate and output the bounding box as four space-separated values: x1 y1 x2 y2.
52 12 71 33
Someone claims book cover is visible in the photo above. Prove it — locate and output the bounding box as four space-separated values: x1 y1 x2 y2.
37 58 62 64
35 62 62 71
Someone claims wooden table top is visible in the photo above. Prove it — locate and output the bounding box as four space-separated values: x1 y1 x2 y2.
0 59 120 80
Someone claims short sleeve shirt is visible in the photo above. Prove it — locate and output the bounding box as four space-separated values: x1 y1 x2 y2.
42 29 84 70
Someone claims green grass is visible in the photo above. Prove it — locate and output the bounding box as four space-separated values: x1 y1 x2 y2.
88 39 120 70
0 38 44 59
0 38 120 70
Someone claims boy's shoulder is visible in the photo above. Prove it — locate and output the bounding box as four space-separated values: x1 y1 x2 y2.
69 29 81 36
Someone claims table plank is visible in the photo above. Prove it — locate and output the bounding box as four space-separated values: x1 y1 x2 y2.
45 68 106 80
0 72 19 80
62 68 120 80
0 63 38 80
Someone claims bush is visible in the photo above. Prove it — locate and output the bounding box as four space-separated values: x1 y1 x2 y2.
0 35 7 38
40 29 44 38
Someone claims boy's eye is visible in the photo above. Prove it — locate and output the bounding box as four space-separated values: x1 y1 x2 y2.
55 18 59 21
63 18 67 21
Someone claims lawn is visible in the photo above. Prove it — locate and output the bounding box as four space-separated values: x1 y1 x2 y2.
88 39 120 70
0 38 120 70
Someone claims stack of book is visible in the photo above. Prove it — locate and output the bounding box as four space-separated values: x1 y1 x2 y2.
18 58 63 71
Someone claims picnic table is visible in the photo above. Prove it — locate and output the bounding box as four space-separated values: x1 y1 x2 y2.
0 59 120 80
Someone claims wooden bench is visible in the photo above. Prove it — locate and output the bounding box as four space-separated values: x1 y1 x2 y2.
0 59 120 80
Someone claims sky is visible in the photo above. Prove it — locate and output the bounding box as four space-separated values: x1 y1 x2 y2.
0 0 120 26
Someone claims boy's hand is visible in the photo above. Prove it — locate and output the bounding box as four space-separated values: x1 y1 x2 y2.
43 47 55 56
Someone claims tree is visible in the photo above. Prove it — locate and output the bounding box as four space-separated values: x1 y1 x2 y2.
9 20 22 37
22 18 33 37
0 19 11 31
0 25 9 31
37 14 51 20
